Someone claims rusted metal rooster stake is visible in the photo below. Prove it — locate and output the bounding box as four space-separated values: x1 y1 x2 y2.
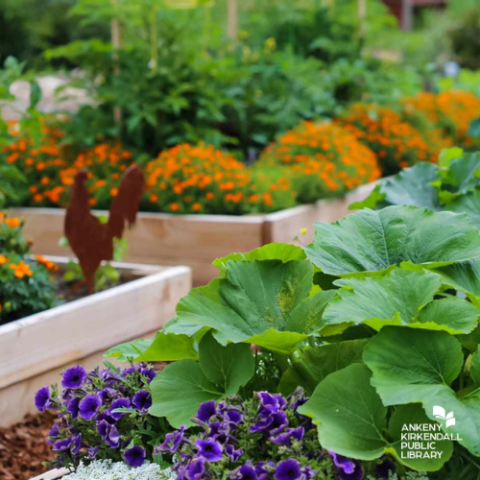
65 165 145 292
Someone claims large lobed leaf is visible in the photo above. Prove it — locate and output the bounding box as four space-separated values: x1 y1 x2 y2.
150 332 254 428
305 206 480 276
298 363 453 470
322 268 480 334
165 259 335 354
364 327 480 457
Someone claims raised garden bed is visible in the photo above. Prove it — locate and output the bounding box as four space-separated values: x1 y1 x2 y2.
0 258 191 427
9 181 376 286
30 471 66 480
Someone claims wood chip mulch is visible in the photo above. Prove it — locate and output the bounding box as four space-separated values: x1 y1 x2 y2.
0 413 55 480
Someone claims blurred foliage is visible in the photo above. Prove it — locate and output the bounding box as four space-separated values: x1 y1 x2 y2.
449 4 480 70
0 0 433 159
0 0 109 68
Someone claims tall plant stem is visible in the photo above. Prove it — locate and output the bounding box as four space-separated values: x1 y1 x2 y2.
150 7 158 71
227 0 238 46
111 0 122 131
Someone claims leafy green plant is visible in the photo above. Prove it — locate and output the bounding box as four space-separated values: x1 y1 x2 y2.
107 205 480 477
0 213 56 323
0 164 26 208
352 148 480 229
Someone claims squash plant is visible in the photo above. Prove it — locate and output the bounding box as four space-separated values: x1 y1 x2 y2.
352 148 480 229
106 205 480 475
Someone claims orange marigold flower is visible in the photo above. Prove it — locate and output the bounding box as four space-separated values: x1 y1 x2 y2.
9 261 33 278
0 254 8 265
36 255 58 272
5 218 21 228
259 121 380 204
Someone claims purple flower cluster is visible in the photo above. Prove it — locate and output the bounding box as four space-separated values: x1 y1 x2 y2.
156 390 365 480
35 363 158 469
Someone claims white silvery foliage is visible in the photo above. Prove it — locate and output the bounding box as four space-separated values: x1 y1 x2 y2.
61 460 176 480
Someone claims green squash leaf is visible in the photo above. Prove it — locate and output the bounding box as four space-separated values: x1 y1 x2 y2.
449 190 480 229
305 206 480 277
298 364 388 460
104 338 154 362
364 327 480 457
149 333 255 427
323 269 442 330
299 362 452 470
149 360 222 428
213 243 306 275
166 260 326 354
434 261 480 297
374 163 440 211
198 332 254 395
349 184 386 210
279 339 368 395
471 347 480 385
441 152 480 195
138 332 198 362
416 296 480 334
388 404 453 471
439 147 464 168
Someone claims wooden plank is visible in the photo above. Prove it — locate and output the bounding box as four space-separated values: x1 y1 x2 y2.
9 208 264 285
29 469 67 480
264 181 379 244
0 265 191 390
10 181 379 284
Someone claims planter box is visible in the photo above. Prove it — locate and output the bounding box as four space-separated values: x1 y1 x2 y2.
0 259 191 427
9 181 377 286
31 470 66 480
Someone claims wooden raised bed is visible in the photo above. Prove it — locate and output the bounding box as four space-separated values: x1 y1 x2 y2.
10 182 377 286
30 470 66 480
0 259 191 427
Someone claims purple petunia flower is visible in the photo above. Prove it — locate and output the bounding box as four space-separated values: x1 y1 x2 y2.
97 419 120 448
275 459 302 480
53 437 73 452
61 366 87 389
158 425 186 453
132 390 152 411
195 438 223 462
186 457 206 480
250 411 288 435
338 461 364 480
88 446 100 459
270 427 304 446
225 444 243 462
46 424 61 445
78 394 102 420
255 462 275 480
258 392 286 413
123 445 146 468
108 397 131 421
98 388 118 403
71 434 82 455
34 386 50 412
140 366 156 383
225 409 243 425
302 466 317 479
196 400 217 422
329 451 356 474
233 462 258 480
66 396 80 419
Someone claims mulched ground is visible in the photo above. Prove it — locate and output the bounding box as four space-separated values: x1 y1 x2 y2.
0 413 55 480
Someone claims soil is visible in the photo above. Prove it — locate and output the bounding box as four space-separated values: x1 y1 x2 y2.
0 412 55 480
